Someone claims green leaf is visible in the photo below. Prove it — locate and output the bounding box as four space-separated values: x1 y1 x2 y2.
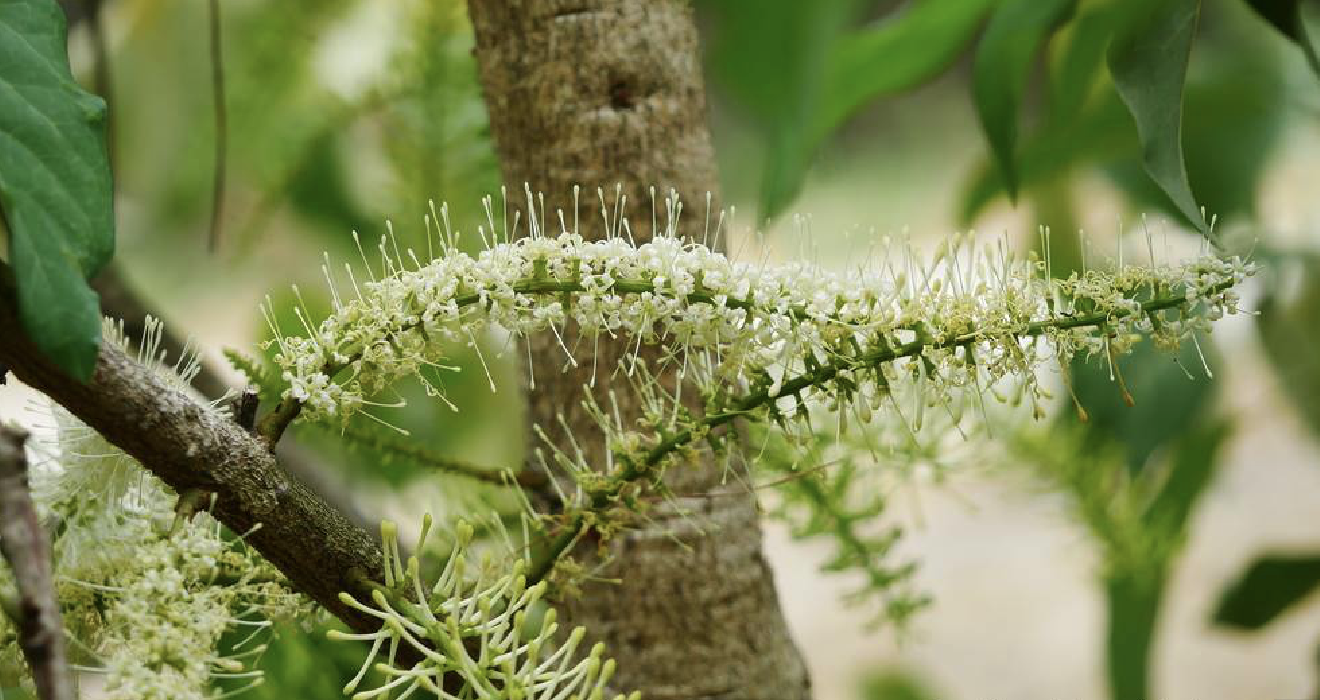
860 668 942 700
0 0 114 381
1242 0 1320 78
1103 28 1285 224
811 0 998 145
1213 553 1320 629
964 0 1286 227
1144 418 1229 537
959 89 1135 224
706 0 861 222
1255 252 1320 441
708 0 995 222
1107 0 1210 238
1066 338 1216 476
1047 1 1147 123
971 0 1078 200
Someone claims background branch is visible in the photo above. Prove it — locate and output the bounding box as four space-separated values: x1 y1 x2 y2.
0 425 75 700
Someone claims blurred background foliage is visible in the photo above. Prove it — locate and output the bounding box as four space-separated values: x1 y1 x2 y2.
45 0 1320 697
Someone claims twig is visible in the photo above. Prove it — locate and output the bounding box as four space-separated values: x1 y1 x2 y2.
81 0 114 170
206 0 226 253
324 420 547 490
0 426 75 700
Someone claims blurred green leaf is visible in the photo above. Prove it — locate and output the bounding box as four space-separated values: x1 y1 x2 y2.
861 668 942 700
1214 554 1320 629
708 0 860 221
971 0 1078 199
1048 2 1127 124
284 132 378 237
1256 254 1320 440
966 0 1286 227
1145 418 1229 536
813 0 998 143
1067 339 1216 475
708 0 994 221
1108 0 1210 238
1103 570 1162 700
0 0 114 381
1241 0 1320 77
960 89 1134 223
1101 419 1227 700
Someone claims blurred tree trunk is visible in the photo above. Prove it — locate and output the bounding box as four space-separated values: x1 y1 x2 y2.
465 2 811 698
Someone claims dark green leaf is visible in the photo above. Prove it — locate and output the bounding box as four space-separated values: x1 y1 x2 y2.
971 0 1078 199
0 0 114 381
965 0 1286 227
1242 0 1320 78
1214 553 1320 629
1107 0 1210 238
1104 0 1286 224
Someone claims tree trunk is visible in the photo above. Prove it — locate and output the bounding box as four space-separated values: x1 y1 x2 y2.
465 2 812 698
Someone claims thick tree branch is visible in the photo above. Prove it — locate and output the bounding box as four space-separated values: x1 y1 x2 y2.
0 425 75 700
0 281 387 636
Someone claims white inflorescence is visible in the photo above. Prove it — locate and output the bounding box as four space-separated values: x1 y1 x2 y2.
328 517 635 700
267 194 1254 431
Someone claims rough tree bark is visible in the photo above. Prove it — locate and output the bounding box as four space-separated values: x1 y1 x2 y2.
466 3 811 698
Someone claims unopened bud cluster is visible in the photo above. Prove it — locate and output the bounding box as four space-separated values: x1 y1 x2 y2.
328 517 635 700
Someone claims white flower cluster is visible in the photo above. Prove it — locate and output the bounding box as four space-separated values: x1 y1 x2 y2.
328 517 635 700
267 198 1254 432
0 319 314 699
